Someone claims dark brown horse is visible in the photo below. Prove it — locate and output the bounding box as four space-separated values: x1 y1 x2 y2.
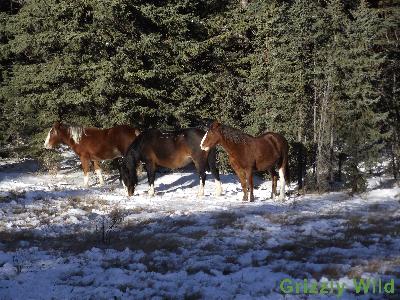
200 121 289 201
44 121 140 187
121 128 222 197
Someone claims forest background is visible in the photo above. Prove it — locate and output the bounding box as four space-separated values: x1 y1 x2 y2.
0 0 398 193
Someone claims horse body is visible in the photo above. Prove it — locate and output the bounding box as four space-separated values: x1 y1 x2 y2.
44 122 140 186
200 122 289 201
64 127 128 160
121 128 222 197
142 132 194 169
253 133 288 171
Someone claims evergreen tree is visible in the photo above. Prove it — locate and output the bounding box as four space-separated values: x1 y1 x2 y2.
377 0 400 179
0 0 397 191
337 0 387 192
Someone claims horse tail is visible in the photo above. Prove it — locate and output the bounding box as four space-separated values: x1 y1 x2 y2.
284 157 290 184
282 140 290 184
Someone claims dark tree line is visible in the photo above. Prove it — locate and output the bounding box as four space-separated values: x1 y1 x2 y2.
0 0 398 193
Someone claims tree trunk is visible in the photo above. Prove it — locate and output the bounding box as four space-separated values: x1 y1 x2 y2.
329 121 334 185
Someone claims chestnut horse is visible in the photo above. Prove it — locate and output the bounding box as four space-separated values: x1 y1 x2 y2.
200 121 289 201
121 128 222 197
44 121 140 187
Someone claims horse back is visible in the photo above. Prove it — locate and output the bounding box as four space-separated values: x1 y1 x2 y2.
138 128 207 169
106 125 140 155
75 125 139 160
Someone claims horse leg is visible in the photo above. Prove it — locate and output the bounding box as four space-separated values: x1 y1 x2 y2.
239 171 249 201
273 174 278 199
269 169 278 199
278 166 286 201
81 157 91 187
208 148 222 196
247 170 254 202
233 165 248 201
145 161 156 196
198 169 206 197
93 161 105 186
194 160 206 197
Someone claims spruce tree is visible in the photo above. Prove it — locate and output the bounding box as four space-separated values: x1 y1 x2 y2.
338 0 387 192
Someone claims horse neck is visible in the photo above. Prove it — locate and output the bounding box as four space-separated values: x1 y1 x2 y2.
59 127 77 148
129 138 142 163
218 136 241 157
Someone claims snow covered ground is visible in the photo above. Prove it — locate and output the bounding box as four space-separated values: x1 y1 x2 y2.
0 154 399 299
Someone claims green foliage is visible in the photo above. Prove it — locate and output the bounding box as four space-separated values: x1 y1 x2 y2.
0 0 397 192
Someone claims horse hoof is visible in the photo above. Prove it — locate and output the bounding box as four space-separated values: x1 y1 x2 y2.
148 185 155 197
215 182 223 196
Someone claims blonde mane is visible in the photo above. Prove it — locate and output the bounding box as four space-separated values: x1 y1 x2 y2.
68 125 86 144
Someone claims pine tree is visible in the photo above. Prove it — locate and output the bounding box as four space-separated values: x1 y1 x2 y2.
377 0 400 179
337 0 387 192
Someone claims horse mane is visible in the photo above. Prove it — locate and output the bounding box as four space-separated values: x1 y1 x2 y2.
220 124 251 144
127 132 144 161
67 125 86 144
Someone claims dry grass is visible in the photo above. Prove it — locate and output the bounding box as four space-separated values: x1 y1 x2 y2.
225 256 238 264
172 218 197 227
184 230 208 240
134 235 183 253
61 197 109 213
186 265 213 275
200 242 218 252
213 212 238 229
347 257 400 279
183 291 203 300
344 214 399 245
311 265 342 280
127 207 151 214
12 205 28 215
0 190 26 203
263 212 289 225
118 284 135 293
67 197 82 208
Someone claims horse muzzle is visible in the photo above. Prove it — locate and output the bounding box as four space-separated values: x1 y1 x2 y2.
200 145 210 151
44 143 53 149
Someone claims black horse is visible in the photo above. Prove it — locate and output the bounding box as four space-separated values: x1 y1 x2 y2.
121 128 222 197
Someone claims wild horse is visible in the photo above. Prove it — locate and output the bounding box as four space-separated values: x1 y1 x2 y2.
121 128 222 197
200 121 289 201
44 121 140 186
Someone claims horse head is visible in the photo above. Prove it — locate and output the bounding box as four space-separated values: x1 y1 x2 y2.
44 121 64 149
120 147 139 196
200 121 222 151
